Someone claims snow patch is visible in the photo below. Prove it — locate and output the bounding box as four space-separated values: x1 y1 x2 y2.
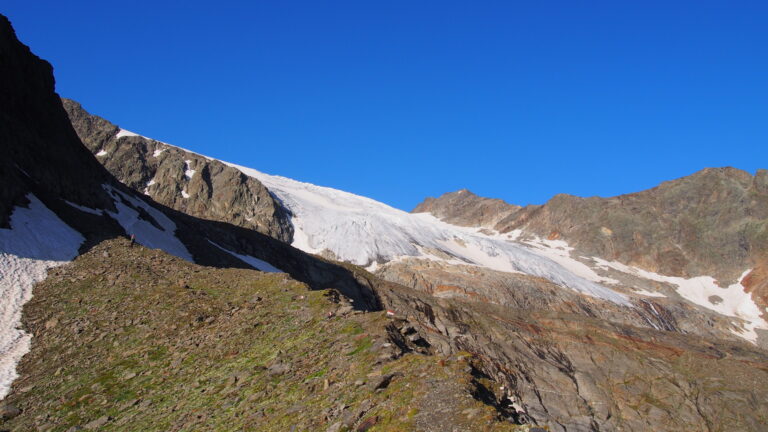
593 258 767 342
63 200 103 216
207 240 283 273
523 237 619 285
96 149 108 157
143 179 156 196
102 185 193 262
181 190 190 199
506 229 523 241
115 129 139 139
0 195 84 399
632 288 667 298
153 148 166 158
184 160 196 179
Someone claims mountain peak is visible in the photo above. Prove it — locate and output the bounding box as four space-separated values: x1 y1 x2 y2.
412 189 520 229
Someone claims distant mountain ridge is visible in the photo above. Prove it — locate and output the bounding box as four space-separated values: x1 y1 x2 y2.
414 168 768 284
413 189 522 229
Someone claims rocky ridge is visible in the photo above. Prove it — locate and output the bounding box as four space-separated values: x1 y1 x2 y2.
414 170 768 285
63 99 293 243
414 189 521 230
413 174 768 327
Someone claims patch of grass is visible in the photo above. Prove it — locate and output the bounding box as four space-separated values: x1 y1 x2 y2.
341 321 365 335
305 367 328 380
346 336 373 356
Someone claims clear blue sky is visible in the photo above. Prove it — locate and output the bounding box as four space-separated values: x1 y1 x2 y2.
4 1 767 210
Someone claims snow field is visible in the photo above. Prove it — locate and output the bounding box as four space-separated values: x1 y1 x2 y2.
0 195 84 399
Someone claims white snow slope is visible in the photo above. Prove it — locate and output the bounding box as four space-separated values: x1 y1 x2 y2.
208 240 284 273
593 258 768 342
226 163 629 305
0 195 84 399
103 185 193 262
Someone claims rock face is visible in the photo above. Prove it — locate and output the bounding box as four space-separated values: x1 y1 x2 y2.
62 99 293 243
414 168 768 284
0 16 115 227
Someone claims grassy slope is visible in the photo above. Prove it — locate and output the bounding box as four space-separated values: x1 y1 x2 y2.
2 239 525 432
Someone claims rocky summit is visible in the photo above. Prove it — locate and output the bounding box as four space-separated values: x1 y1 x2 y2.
1 11 767 432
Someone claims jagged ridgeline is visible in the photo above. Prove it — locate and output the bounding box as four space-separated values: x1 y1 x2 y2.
2 12 768 432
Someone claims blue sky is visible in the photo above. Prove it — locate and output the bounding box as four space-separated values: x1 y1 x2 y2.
4 1 767 210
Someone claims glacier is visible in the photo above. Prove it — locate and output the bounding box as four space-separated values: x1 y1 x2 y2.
226 163 630 305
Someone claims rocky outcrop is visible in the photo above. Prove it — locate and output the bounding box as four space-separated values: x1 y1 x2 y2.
414 168 768 284
413 189 521 229
743 257 768 319
62 99 294 243
375 281 768 432
375 258 747 343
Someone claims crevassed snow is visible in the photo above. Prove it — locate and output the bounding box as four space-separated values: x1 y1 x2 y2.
223 163 629 305
184 160 196 179
102 185 193 262
593 258 767 342
0 195 84 399
115 129 139 139
207 240 283 273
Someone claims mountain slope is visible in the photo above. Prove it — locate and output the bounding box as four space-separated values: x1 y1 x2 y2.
58 100 768 429
415 170 768 284
413 175 768 342
3 239 520 432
